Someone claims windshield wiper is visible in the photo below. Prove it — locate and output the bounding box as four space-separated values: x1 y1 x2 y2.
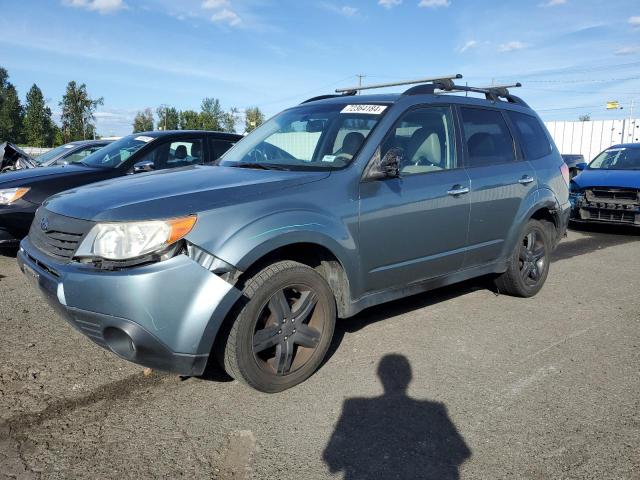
232 162 289 171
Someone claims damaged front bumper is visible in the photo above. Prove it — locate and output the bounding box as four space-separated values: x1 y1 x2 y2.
17 237 243 376
570 188 640 226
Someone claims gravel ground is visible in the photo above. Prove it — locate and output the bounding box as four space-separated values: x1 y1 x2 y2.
0 224 639 479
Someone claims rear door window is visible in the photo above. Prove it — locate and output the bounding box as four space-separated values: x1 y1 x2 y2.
210 138 236 161
460 107 516 167
507 111 552 160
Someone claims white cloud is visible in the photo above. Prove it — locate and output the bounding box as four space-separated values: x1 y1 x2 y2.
615 45 640 55
498 41 527 52
211 8 242 26
458 40 477 53
321 3 359 17
202 0 229 9
629 16 640 27
378 0 402 8
418 0 450 8
540 0 566 6
62 0 125 14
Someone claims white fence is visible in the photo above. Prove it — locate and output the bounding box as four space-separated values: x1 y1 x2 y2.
544 118 640 162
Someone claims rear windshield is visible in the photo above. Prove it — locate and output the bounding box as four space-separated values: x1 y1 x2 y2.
219 103 388 170
589 147 640 170
35 144 74 164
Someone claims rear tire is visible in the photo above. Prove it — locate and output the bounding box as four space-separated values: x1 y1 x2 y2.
495 219 551 298
221 260 336 393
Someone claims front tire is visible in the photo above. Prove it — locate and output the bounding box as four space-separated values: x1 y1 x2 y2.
495 219 551 298
221 261 336 393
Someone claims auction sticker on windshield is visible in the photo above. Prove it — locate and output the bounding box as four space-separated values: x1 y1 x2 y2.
135 136 154 143
341 105 388 115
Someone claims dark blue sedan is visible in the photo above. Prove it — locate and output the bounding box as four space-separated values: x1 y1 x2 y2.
570 143 640 226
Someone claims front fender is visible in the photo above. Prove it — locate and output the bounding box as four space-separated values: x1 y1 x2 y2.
215 209 359 280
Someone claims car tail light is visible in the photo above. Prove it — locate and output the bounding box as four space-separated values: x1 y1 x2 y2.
560 163 570 185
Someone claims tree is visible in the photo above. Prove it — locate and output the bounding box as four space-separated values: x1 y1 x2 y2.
222 107 239 133
156 105 179 130
59 81 104 142
578 114 591 122
200 97 224 131
23 84 55 147
0 67 24 142
244 106 265 133
179 110 201 130
132 108 154 133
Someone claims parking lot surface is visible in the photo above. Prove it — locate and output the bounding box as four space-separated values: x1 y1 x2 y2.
1 226 639 479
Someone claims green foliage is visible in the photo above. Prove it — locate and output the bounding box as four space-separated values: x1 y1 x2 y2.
23 84 56 147
0 67 24 142
179 110 201 130
156 105 180 130
200 97 224 131
222 107 239 133
59 81 104 142
244 106 265 133
133 108 154 133
578 114 591 122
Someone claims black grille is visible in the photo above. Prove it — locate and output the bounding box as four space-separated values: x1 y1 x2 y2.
29 208 94 262
581 208 637 224
585 188 639 203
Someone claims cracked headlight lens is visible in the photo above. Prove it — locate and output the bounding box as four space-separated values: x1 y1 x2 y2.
76 216 197 260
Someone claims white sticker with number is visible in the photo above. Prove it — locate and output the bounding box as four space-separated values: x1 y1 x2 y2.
135 136 154 143
340 104 388 115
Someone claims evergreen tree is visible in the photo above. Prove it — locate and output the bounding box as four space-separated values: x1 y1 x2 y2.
0 67 24 142
23 84 54 147
222 107 239 133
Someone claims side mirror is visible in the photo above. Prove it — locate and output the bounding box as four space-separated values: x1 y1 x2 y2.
133 160 155 173
362 147 402 181
576 162 588 171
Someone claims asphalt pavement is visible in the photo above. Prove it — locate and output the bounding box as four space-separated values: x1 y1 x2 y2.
0 224 638 479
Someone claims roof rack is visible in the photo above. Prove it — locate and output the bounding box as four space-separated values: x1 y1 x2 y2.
334 74 463 94
301 75 527 107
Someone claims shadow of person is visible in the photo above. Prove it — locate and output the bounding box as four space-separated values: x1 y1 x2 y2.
323 354 471 480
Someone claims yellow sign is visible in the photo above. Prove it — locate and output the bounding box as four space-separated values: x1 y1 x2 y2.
606 101 620 110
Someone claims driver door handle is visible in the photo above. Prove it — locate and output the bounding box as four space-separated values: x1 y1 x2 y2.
447 185 470 196
518 175 535 185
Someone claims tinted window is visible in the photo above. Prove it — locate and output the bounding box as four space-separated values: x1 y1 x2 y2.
211 139 235 160
62 145 106 164
461 108 516 167
382 106 456 175
135 138 204 170
507 111 551 160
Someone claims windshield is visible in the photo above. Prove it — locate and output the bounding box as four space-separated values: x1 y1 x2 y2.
35 144 75 164
81 135 155 169
219 103 388 170
589 147 640 170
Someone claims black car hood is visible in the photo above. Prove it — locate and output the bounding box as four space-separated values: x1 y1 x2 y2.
0 142 36 171
0 164 102 187
44 165 330 221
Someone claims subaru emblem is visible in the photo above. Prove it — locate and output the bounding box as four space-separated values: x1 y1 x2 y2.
40 217 49 232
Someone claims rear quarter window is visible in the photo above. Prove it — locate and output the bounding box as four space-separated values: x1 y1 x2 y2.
507 111 552 160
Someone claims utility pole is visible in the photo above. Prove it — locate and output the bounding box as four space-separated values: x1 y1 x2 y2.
356 74 366 95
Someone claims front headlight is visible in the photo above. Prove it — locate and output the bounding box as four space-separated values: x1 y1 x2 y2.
0 188 30 205
76 216 197 261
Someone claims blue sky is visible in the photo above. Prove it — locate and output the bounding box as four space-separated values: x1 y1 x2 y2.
1 0 639 136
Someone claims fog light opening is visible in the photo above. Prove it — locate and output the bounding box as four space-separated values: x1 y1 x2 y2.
103 327 136 360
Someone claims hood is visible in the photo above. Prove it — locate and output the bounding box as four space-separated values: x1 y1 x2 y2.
0 142 36 171
0 164 101 187
573 168 640 190
44 165 330 221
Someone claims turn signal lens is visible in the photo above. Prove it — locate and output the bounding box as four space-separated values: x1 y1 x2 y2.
167 216 198 244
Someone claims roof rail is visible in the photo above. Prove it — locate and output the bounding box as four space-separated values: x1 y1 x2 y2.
300 91 356 104
407 81 528 107
334 74 463 94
